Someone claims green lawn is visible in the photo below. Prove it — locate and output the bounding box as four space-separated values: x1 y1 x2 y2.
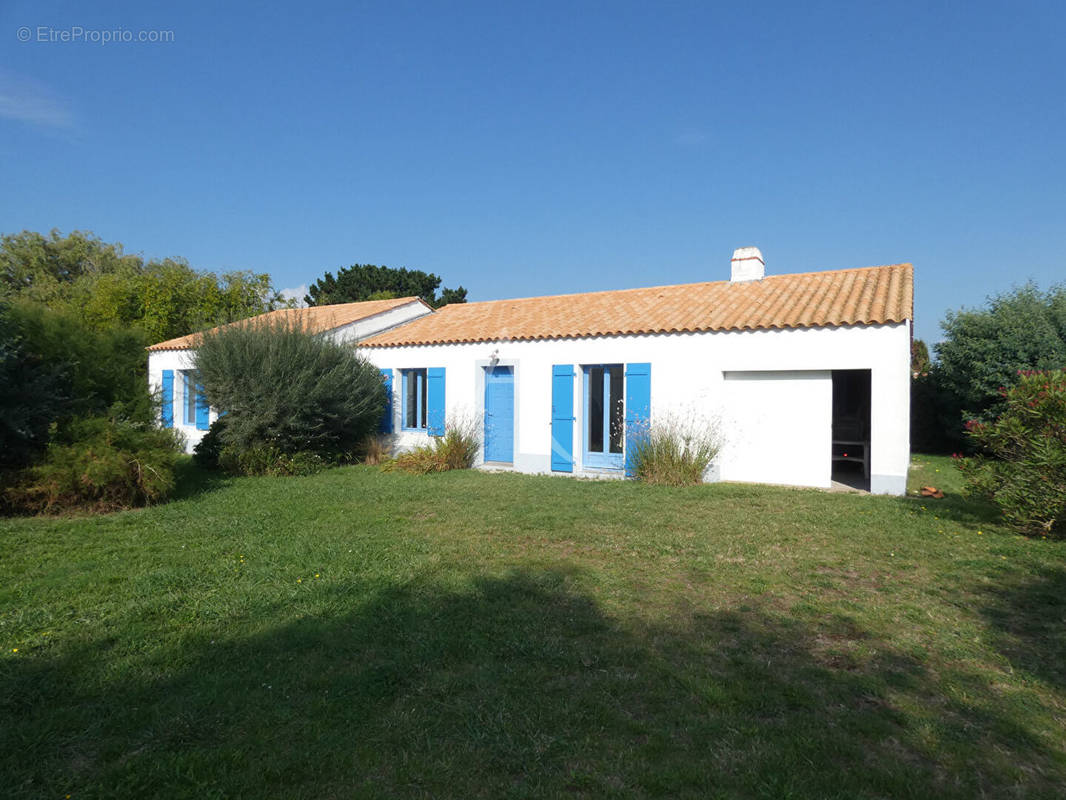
2 456 1065 799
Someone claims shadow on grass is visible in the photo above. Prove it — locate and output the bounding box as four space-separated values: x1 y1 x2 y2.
168 457 231 503
900 489 1003 529
978 565 1066 690
3 571 1061 799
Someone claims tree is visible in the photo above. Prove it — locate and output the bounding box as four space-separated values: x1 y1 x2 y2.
0 229 286 342
913 283 1066 453
193 316 386 465
935 283 1066 422
5 301 152 421
911 339 931 377
304 263 466 309
0 303 71 469
0 229 139 305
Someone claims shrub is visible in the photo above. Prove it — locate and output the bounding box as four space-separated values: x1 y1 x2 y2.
193 416 227 469
196 418 338 476
3 416 181 514
1 300 157 471
955 370 1066 535
360 434 391 466
5 300 152 423
935 283 1066 441
0 302 70 469
218 445 333 477
193 315 386 463
385 421 480 474
630 414 722 487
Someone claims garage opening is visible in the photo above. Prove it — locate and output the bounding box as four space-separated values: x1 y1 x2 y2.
831 370 871 491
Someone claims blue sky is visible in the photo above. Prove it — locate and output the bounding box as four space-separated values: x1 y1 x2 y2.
2 1 1064 344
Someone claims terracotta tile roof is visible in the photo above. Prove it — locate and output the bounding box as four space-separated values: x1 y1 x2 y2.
147 296 427 351
360 264 913 348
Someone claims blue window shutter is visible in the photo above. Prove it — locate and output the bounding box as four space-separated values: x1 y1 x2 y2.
427 367 446 436
160 370 174 428
379 368 394 433
624 362 651 477
195 381 210 431
551 364 575 472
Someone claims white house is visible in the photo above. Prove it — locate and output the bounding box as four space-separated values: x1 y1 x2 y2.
146 296 433 451
148 250 914 495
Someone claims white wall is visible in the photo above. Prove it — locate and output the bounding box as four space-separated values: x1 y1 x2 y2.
720 370 833 488
328 301 433 345
361 321 912 495
147 348 217 452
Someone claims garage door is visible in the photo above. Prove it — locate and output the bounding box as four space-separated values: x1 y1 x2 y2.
719 370 832 488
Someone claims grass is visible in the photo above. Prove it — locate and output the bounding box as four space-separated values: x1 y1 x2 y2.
2 454 1065 798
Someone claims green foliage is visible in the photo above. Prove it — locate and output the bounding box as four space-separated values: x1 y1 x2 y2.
0 227 287 512
911 338 931 377
910 372 965 454
0 229 284 342
3 416 181 514
955 370 1066 535
193 416 227 469
84 260 282 344
305 262 466 309
0 303 70 468
0 229 140 305
913 283 1066 454
1 300 156 476
385 422 480 474
6 300 151 422
218 446 334 477
630 414 722 486
197 418 332 476
193 316 386 466
936 283 1066 423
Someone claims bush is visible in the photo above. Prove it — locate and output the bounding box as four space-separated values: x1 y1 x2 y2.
196 418 335 476
5 300 152 423
193 315 386 464
3 416 181 514
935 283 1066 439
955 370 1066 535
360 434 391 466
193 416 227 469
217 445 333 477
630 414 722 486
0 302 70 469
385 422 480 474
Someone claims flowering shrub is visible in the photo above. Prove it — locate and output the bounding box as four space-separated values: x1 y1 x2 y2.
955 369 1066 535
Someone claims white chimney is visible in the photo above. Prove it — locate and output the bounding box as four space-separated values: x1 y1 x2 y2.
730 246 764 282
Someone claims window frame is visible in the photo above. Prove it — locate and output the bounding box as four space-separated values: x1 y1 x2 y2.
401 368 429 431
182 370 197 426
582 364 625 470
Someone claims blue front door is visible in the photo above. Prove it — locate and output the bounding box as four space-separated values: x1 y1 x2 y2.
484 366 514 463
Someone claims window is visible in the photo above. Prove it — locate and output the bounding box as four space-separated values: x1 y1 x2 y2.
182 370 197 426
402 368 428 430
583 364 624 469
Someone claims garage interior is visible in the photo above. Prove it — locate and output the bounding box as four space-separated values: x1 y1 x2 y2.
831 369 872 491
